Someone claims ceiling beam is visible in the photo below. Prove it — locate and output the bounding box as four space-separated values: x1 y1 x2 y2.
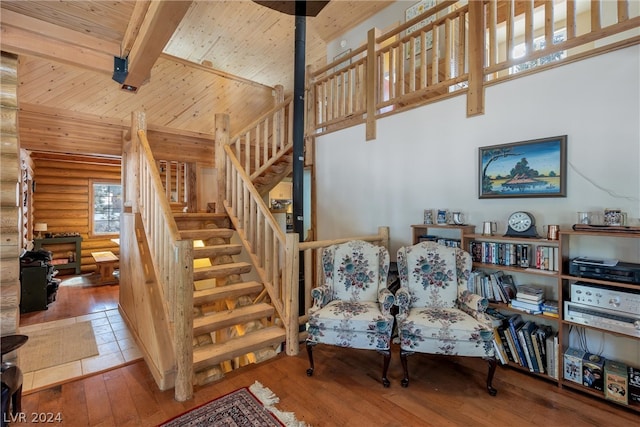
123 0 193 90
120 0 151 58
0 9 117 75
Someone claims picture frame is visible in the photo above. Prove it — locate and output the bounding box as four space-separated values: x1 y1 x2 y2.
478 135 567 199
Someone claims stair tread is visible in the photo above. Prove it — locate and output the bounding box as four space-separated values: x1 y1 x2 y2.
193 262 252 281
193 244 242 258
193 281 264 305
174 213 228 219
193 326 285 370
193 302 274 335
180 229 234 239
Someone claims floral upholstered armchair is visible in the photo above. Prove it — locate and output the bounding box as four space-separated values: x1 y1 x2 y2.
306 240 394 387
395 241 498 395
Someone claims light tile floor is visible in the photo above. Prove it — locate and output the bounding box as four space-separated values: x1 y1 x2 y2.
19 308 142 393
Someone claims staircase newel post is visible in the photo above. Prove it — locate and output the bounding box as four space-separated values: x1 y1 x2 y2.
174 239 194 402
215 113 230 214
284 233 300 355
128 111 145 214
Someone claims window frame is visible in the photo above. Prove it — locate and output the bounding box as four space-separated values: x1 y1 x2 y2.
89 180 122 238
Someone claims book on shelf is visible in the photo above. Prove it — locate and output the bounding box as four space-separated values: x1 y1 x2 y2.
520 321 540 373
490 272 508 303
545 331 559 379
535 325 553 374
517 321 538 372
534 245 559 271
492 325 508 364
510 299 543 313
507 314 528 369
496 324 515 363
516 284 544 297
493 339 507 364
468 241 533 267
515 292 544 303
530 329 545 374
500 274 517 301
541 300 559 316
503 325 520 364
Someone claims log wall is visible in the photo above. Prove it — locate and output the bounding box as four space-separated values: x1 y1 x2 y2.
0 51 20 336
30 152 121 275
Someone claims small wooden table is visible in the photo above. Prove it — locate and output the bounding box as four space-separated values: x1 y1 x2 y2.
91 251 119 284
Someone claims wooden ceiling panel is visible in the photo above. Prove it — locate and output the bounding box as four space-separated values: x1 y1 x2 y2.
18 55 274 138
4 0 392 158
1 0 134 44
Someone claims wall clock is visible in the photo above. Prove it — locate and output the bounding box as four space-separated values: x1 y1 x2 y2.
505 211 539 238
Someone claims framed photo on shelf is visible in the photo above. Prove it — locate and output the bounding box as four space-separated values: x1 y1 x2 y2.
479 135 567 199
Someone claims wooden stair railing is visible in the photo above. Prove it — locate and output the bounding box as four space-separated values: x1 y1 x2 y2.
227 95 294 196
136 129 194 402
222 143 297 352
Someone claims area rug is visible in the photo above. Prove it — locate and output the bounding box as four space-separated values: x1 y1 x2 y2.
18 321 99 372
159 381 308 427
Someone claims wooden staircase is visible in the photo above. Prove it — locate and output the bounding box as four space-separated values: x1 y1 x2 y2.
173 212 286 385
251 146 293 197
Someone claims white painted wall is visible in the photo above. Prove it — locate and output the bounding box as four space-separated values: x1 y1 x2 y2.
315 45 640 367
316 46 640 257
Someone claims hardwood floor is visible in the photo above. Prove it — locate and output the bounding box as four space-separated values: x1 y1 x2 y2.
20 274 119 327
14 277 638 426
15 346 640 425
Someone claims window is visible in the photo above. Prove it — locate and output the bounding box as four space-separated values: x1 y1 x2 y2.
91 182 122 235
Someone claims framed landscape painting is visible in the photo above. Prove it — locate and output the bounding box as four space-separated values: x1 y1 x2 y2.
479 135 567 199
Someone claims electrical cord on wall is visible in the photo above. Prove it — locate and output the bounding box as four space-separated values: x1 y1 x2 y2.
569 161 640 203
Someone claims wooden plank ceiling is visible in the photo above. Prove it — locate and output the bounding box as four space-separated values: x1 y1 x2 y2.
0 0 393 157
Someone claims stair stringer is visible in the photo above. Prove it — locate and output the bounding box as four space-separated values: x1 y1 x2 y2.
119 213 176 390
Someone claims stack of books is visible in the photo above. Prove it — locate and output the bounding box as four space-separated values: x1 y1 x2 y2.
510 285 544 314
541 300 559 317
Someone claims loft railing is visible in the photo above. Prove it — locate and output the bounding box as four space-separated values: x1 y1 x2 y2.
307 0 640 140
156 159 196 212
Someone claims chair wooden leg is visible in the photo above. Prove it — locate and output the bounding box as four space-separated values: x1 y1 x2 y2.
306 341 316 376
380 349 391 388
400 349 411 388
486 356 497 396
11 384 22 415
